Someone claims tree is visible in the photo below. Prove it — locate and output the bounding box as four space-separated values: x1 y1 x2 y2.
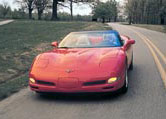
124 0 137 24
159 0 166 24
125 0 166 25
12 8 27 19
52 0 94 20
92 0 118 23
16 0 35 19
69 0 74 20
68 0 94 20
0 2 11 18
51 0 64 20
34 0 51 20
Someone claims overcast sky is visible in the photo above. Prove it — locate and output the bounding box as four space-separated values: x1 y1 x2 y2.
0 0 123 15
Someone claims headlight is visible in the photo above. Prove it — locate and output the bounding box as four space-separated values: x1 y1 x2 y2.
29 78 36 84
108 77 120 84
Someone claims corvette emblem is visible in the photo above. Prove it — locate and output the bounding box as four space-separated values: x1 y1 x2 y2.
65 69 74 73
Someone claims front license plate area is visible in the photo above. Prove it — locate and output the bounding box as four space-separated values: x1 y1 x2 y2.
58 78 79 88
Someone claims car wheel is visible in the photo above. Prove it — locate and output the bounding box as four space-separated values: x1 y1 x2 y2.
121 69 128 94
129 54 133 70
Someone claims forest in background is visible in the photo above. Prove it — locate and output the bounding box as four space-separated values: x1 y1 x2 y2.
125 0 166 25
0 0 118 22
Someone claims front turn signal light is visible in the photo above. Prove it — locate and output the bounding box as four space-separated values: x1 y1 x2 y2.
108 77 117 84
29 78 36 84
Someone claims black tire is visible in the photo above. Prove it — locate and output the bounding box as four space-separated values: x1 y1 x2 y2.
121 69 128 94
129 54 133 70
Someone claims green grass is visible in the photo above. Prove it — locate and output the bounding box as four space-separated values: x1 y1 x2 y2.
132 24 166 33
0 19 7 22
0 20 111 100
0 74 28 100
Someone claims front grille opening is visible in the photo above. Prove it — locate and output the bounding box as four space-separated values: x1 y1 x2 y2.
83 80 106 86
103 86 114 89
30 86 39 89
36 80 55 86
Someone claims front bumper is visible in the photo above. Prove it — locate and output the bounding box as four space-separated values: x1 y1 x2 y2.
29 79 125 93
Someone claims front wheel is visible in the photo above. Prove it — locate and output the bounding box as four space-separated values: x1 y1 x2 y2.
129 53 133 70
121 69 128 94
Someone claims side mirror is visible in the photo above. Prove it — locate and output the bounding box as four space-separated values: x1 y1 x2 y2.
51 42 58 48
122 39 135 51
128 39 135 45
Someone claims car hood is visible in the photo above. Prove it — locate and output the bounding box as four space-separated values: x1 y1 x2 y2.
42 48 119 66
31 48 121 79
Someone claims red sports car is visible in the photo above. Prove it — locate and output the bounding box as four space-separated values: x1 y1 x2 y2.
29 30 135 94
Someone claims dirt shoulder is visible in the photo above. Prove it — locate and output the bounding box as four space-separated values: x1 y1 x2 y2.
132 24 166 33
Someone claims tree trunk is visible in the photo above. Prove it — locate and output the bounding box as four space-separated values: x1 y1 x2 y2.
114 16 117 22
38 11 42 20
160 15 165 25
102 17 105 23
129 16 132 25
146 7 150 24
51 0 58 20
109 18 111 22
29 8 33 19
70 0 73 20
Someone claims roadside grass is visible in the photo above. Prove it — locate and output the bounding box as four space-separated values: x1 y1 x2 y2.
0 20 111 101
0 19 7 22
132 24 166 33
0 74 28 100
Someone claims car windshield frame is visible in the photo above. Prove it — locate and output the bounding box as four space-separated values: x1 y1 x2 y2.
58 31 123 48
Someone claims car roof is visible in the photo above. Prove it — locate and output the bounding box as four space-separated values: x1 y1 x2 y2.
71 30 119 35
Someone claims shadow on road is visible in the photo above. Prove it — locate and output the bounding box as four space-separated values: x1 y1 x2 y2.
35 91 124 103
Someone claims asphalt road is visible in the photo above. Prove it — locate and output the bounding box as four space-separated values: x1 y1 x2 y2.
0 23 166 119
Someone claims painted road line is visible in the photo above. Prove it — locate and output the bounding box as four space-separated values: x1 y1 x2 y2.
130 29 166 65
130 29 166 87
145 37 166 65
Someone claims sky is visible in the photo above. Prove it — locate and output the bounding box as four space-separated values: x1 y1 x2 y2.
0 0 124 15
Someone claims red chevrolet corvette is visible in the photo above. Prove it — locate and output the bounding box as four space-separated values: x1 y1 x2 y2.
29 30 135 94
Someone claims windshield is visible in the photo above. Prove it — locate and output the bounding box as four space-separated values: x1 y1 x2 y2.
59 32 122 48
